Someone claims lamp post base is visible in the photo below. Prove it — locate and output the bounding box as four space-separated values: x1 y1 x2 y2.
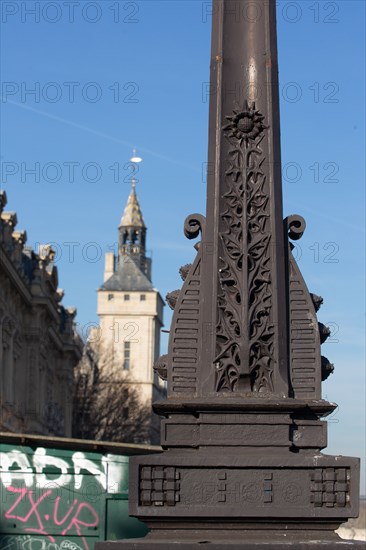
97 528 365 549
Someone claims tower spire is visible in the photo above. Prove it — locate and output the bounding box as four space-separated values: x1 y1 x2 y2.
118 151 150 279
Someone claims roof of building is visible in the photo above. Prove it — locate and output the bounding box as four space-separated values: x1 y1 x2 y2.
0 190 82 360
101 258 153 292
119 181 146 228
0 431 162 455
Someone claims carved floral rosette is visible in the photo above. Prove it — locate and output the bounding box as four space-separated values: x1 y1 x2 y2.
215 101 274 393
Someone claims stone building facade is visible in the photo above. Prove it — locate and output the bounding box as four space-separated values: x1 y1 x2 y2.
0 190 82 437
96 179 165 443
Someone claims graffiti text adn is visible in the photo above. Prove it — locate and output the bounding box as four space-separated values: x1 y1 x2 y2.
0 447 126 550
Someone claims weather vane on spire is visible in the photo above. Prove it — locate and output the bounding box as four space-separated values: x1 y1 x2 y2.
129 148 142 191
130 148 142 164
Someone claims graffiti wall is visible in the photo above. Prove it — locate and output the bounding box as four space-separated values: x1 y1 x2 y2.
0 442 149 550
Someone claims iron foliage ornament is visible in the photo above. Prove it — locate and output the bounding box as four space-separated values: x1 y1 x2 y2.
215 101 273 393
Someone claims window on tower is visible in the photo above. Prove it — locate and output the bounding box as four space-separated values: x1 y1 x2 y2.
140 294 146 301
124 294 130 301
123 341 131 370
108 294 114 301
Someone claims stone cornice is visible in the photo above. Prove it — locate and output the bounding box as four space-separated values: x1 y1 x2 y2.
0 246 32 305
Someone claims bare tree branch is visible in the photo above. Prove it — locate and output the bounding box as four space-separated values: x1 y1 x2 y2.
72 339 152 444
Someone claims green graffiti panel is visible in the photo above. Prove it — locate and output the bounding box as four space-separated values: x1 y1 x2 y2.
105 500 148 541
0 443 148 550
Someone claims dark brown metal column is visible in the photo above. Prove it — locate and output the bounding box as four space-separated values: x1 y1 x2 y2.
96 1 361 548
202 0 289 396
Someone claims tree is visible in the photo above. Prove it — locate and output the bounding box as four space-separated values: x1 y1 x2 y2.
72 338 152 444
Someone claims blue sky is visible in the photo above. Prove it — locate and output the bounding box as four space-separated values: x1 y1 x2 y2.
0 1 365 489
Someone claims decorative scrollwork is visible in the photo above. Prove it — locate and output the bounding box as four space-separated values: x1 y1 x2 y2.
179 264 192 281
184 213 206 240
286 215 306 241
321 355 334 381
153 354 168 381
310 293 323 312
215 100 274 393
247 146 274 393
166 290 180 310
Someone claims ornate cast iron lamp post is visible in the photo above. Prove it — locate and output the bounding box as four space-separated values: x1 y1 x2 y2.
98 0 362 547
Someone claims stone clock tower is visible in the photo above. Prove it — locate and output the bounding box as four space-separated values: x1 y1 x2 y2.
96 177 165 443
